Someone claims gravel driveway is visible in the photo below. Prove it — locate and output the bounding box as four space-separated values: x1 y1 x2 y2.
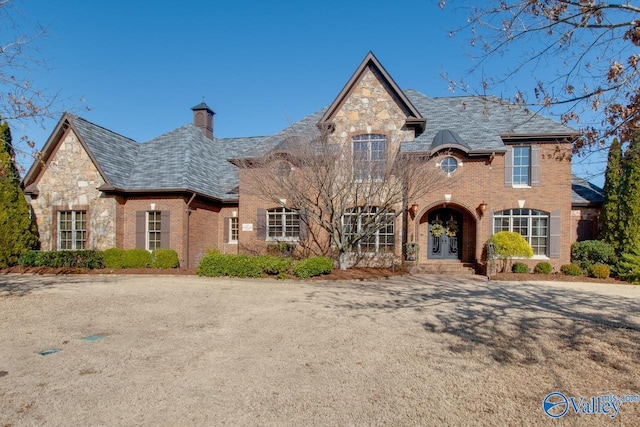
1 274 639 426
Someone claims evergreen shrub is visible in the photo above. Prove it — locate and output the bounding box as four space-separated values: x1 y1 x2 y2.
534 261 553 274
103 248 126 269
292 257 333 278
512 262 529 273
152 249 180 269
122 249 152 268
571 240 615 270
588 264 610 279
561 264 582 276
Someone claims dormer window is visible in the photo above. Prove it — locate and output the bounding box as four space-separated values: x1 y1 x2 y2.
353 134 386 181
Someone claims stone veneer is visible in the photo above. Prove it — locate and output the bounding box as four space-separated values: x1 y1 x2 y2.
30 129 116 250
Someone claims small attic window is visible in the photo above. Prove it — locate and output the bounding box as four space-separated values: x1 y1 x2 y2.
440 156 458 174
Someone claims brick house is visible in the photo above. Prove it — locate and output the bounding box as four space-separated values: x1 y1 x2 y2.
22 52 602 272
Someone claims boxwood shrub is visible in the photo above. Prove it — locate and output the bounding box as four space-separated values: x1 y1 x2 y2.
561 264 582 276
18 250 104 269
571 240 615 270
534 261 553 274
103 248 126 269
511 262 529 273
292 257 333 279
122 249 152 268
197 253 263 278
152 249 180 269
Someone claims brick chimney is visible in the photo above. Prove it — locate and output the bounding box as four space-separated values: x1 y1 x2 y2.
191 102 215 139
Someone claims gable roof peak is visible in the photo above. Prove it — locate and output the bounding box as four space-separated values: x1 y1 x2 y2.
318 51 425 131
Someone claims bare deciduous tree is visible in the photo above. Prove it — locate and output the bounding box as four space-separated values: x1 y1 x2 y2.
240 129 447 270
439 0 640 150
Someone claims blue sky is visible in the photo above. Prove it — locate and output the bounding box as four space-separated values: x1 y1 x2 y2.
9 0 603 184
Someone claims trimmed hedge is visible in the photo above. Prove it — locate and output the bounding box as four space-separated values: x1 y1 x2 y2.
489 232 534 258
103 248 126 269
534 261 553 274
122 249 152 268
292 256 333 279
197 253 263 278
152 249 180 269
19 250 104 269
512 262 529 273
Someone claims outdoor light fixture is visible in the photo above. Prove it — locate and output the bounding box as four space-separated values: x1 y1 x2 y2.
409 203 419 216
478 201 487 216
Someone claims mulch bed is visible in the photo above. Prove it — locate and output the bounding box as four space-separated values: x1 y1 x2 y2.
490 272 631 285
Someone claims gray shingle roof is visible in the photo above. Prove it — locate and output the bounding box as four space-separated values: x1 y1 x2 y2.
67 87 578 202
70 115 139 188
572 175 604 205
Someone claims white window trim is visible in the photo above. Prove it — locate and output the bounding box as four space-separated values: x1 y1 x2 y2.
266 208 300 242
512 146 531 187
229 217 239 244
342 209 395 254
146 211 161 251
492 209 549 257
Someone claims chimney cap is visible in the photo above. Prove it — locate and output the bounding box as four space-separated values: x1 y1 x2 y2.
191 102 215 114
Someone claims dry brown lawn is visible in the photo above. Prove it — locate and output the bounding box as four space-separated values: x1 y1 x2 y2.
1 274 639 426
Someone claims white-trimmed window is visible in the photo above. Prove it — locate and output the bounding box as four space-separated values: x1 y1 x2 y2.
58 210 86 250
513 146 531 186
343 207 395 253
267 207 300 240
353 134 386 181
147 211 162 251
229 217 239 244
493 209 549 256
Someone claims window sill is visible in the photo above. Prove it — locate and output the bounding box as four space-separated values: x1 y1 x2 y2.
266 238 300 242
511 184 531 189
228 241 238 245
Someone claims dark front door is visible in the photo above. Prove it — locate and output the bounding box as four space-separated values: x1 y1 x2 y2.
428 209 462 259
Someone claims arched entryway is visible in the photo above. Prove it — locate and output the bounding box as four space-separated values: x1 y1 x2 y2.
427 208 462 259
416 204 477 265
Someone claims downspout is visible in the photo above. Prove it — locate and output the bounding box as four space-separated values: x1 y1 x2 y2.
185 193 196 268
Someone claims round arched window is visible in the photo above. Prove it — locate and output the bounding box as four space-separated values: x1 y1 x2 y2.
441 156 458 174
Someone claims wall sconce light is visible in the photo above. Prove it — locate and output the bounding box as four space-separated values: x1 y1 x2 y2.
409 203 419 218
478 201 487 217
444 194 452 202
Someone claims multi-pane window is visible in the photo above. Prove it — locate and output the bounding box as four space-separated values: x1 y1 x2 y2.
353 134 387 180
229 217 239 243
147 211 162 250
58 210 86 250
513 146 531 186
267 208 300 240
343 207 395 253
493 209 548 256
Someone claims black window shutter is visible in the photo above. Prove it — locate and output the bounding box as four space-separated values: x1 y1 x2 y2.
504 147 513 187
531 145 540 186
160 211 171 248
224 217 230 243
256 208 266 240
135 211 146 249
550 210 561 258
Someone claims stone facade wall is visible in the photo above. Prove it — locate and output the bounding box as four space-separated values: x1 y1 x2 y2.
30 129 116 251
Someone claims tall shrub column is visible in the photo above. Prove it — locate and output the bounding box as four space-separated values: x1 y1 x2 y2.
0 122 39 267
601 138 622 252
620 133 640 252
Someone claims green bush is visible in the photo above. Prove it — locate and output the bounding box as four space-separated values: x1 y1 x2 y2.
18 250 104 269
490 232 534 258
618 243 640 283
588 264 611 279
292 257 333 279
256 255 292 275
122 249 152 268
152 249 180 269
571 240 615 270
534 261 553 274
197 253 263 278
18 250 39 267
512 262 529 273
103 248 125 269
561 264 582 276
